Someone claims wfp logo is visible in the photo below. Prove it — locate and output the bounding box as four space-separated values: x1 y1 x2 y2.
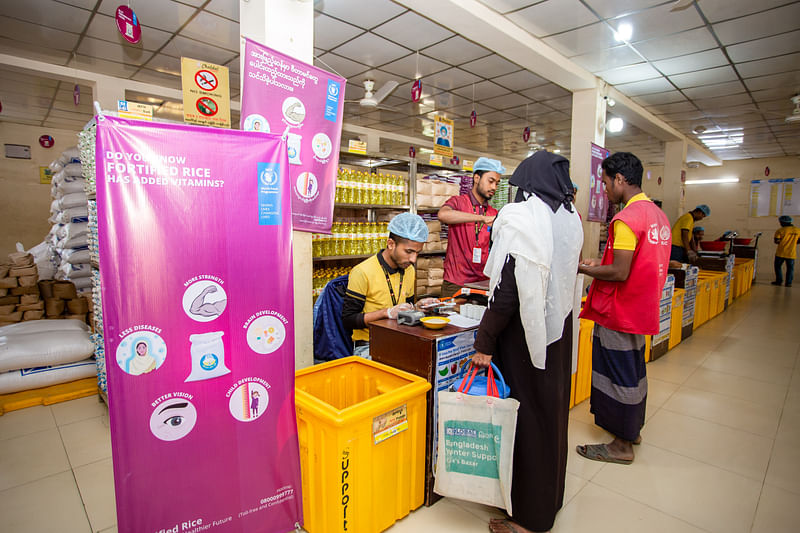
260 167 278 186
328 83 339 98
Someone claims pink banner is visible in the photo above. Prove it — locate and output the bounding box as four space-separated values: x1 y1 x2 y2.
588 143 611 222
96 116 302 533
241 38 346 233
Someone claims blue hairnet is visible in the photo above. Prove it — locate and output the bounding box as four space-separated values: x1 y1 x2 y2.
473 157 506 174
693 226 705 233
779 215 793 225
695 204 711 216
388 212 428 242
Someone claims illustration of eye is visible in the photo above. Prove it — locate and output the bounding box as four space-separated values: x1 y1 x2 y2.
149 399 197 441
165 415 184 427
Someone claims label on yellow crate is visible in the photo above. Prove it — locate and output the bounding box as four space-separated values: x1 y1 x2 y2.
373 404 408 445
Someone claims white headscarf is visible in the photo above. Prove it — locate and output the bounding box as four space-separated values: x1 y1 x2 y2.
483 194 583 369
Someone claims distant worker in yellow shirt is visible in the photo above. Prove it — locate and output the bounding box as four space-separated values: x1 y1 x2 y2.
670 204 710 262
772 215 800 287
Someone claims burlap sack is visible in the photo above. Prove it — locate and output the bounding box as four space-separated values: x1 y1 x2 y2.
46 298 66 316
23 310 45 321
38 280 55 299
0 277 18 289
0 304 16 314
11 286 39 296
67 298 89 314
9 266 37 277
3 311 22 322
8 252 33 267
0 295 20 305
0 288 7 297
0 264 9 277
17 301 45 312
20 294 40 305
18 275 39 287
53 281 77 299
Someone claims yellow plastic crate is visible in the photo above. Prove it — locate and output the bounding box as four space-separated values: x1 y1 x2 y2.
295 356 431 533
669 289 684 350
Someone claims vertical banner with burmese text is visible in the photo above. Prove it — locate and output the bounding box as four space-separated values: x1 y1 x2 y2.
95 116 302 533
240 37 346 233
588 143 611 222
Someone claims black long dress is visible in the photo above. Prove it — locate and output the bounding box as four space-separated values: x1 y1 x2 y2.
473 255 572 533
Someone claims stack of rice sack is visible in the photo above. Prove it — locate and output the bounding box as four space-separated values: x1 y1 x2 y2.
0 252 44 325
48 146 92 295
415 255 444 297
416 175 459 208
0 319 95 394
421 219 447 253
38 279 91 324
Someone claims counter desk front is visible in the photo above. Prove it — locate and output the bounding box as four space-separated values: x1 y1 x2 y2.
369 318 479 506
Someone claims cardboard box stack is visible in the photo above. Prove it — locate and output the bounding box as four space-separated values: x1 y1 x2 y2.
415 255 445 297
416 177 460 208
422 219 447 253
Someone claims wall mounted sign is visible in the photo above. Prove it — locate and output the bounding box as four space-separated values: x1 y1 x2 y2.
433 115 454 158
181 57 230 128
587 142 610 222
462 159 474 172
39 135 54 148
4 144 31 159
115 5 141 44
409 146 416 158
348 140 367 155
523 126 530 142
412 79 422 102
39 166 53 184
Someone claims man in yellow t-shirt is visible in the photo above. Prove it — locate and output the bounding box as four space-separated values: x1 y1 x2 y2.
772 215 800 287
670 204 710 262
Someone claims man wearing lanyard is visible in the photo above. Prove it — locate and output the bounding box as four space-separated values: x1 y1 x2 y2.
438 157 505 298
342 213 438 358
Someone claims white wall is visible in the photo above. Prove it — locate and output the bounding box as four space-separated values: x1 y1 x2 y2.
0 122 82 255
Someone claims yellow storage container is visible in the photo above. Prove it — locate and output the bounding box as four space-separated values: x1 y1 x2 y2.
295 356 431 533
693 278 711 328
669 289 684 350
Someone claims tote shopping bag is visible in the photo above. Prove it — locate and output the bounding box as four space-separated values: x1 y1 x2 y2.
433 365 520 513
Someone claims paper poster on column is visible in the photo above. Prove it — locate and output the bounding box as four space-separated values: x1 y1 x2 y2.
240 37 346 233
181 57 231 128
588 143 610 222
95 116 302 533
433 115 454 157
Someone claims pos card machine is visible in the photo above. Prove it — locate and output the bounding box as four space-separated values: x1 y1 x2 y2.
397 310 425 326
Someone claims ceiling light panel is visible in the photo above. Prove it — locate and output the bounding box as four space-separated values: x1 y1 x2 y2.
507 0 599 38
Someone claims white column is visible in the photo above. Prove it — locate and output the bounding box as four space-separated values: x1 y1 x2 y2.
662 140 687 222
91 80 125 111
570 87 606 259
240 0 314 369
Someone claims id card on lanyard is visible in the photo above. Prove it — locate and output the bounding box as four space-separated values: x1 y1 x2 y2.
473 204 485 264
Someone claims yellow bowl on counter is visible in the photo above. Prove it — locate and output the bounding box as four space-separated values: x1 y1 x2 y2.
420 316 450 330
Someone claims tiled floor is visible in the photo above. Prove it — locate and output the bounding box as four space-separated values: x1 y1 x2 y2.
1 283 799 532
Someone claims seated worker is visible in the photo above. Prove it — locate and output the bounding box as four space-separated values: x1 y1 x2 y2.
772 215 800 287
671 204 710 262
342 213 439 358
437 157 505 298
690 226 705 254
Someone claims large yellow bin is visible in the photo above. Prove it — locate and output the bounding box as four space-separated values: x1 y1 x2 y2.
669 289 684 350
573 318 595 407
295 356 431 533
694 278 711 328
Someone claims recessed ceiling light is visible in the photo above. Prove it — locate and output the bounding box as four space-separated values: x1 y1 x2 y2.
692 125 706 134
607 117 624 133
614 23 633 42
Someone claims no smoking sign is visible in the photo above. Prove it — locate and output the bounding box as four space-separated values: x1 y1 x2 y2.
195 70 218 91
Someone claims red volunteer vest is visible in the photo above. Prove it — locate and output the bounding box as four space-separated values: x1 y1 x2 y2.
442 194 497 286
581 199 671 334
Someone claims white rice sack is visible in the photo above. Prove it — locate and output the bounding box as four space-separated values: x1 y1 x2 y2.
63 162 82 176
57 207 89 224
59 192 88 210
57 177 87 195
50 161 63 172
50 198 60 214
72 277 92 290
63 249 91 265
0 358 96 394
64 234 89 250
59 262 92 279
0 319 89 336
0 330 94 372
60 147 80 164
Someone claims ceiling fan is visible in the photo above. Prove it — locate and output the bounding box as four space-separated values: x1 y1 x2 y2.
344 79 399 111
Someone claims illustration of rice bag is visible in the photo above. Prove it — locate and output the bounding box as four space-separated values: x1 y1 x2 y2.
287 133 302 165
186 331 230 382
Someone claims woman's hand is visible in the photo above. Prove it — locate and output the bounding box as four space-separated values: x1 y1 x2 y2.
471 351 492 368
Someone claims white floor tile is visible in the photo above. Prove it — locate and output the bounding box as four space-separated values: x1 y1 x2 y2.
566 419 611 481
0 471 91 533
0 405 56 440
645 358 697 385
701 353 793 386
388 497 493 532
683 367 788 408
59 415 112 468
646 377 680 413
74 458 117 532
765 437 800 495
51 395 108 426
751 483 800 533
0 428 71 491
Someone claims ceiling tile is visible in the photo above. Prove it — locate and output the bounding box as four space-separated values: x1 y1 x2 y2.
160 35 238 66
77 36 154 67
453 80 510 100
144 53 182 77
458 55 521 79
504 102 554 118
316 0 406 30
312 13 363 51
0 91 52 109
745 71 800 92
620 2 705 42
508 0 599 38
480 93 533 110
205 0 238 21
446 102 499 117
750 87 799 103
372 10 453 50
669 65 738 88
0 16 79 52
726 30 800 62
480 110 521 123
0 0 91 33
682 80 746 99
713 3 800 45
542 95 573 111
130 68 182 90
737 53 800 79
69 54 139 79
598 62 660 85
475 0 546 14
652 49 728 76
421 35 491 66
649 101 697 115
543 22 618 57
698 0 792 23
380 53 449 80
570 45 643 73
84 14 173 51
631 90 687 106
582 0 665 19
331 33 409 68
693 93 754 110
180 10 239 51
520 83 571 101
633 27 717 61
493 70 549 91
611 77 675 96
315 52 370 79
425 68 483 92
99 1 197 33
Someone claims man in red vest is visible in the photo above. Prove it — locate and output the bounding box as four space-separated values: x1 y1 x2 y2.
577 151 671 465
437 157 504 297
